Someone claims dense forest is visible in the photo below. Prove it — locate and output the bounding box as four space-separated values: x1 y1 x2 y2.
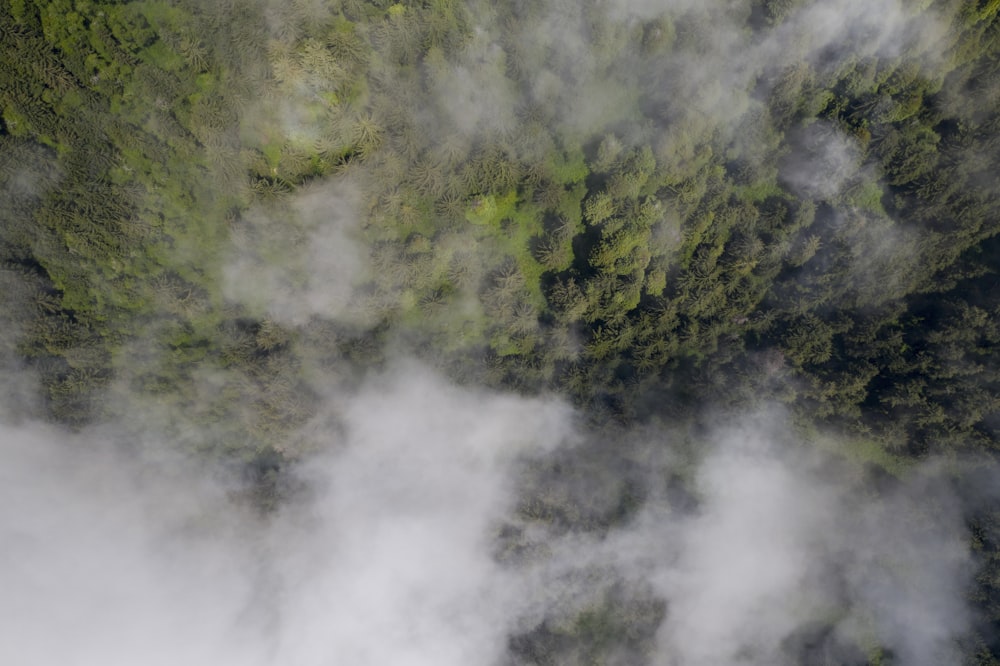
2 0 1000 663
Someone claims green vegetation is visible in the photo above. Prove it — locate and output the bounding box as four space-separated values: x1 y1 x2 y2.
3 0 1000 661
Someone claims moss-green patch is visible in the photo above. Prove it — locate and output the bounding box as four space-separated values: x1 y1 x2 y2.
546 142 590 185
843 180 886 214
465 194 500 226
139 40 184 72
134 1 192 32
809 429 913 479
734 179 783 203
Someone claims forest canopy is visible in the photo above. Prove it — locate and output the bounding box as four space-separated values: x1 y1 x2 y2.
2 0 1000 663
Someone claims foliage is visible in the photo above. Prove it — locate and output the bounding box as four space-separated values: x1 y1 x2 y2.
3 0 1000 660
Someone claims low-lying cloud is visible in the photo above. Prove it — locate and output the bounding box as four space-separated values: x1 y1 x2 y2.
1 368 977 665
0 363 574 665
648 421 971 666
224 181 371 326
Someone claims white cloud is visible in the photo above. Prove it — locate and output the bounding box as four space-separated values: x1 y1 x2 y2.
224 181 371 326
0 363 575 666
